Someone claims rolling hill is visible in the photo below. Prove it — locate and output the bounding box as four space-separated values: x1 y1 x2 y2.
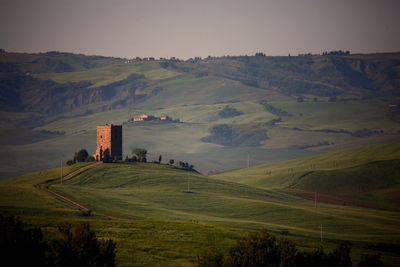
0 50 400 180
213 143 400 210
1 148 400 266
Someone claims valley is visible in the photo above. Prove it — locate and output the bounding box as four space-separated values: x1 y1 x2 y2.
1 51 400 179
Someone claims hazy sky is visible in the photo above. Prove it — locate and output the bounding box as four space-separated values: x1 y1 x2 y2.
1 0 399 59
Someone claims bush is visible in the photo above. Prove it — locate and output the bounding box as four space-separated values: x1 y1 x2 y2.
198 230 354 267
132 148 147 162
0 215 47 266
0 215 117 267
75 149 89 162
81 209 92 217
103 149 110 163
358 254 383 267
50 223 116 267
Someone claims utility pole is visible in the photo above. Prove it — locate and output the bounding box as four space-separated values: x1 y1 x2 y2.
315 191 317 208
247 153 250 168
320 224 323 242
60 159 63 184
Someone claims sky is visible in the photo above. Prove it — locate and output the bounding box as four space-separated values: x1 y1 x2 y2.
1 0 399 59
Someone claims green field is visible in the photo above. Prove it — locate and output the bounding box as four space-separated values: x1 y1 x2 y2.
1 155 400 266
2 50 400 266
2 52 400 179
35 60 181 87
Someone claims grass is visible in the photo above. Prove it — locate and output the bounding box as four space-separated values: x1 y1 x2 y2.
213 143 400 188
291 159 400 210
2 53 400 181
51 163 400 244
1 156 400 265
4 94 400 180
35 61 180 87
213 143 400 211
0 162 245 266
0 163 91 215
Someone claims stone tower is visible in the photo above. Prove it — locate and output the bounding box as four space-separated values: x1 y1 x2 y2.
95 124 122 161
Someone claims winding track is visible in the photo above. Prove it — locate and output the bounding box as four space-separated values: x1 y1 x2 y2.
37 162 126 220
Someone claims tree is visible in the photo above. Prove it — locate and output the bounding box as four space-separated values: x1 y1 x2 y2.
169 159 175 165
50 223 116 267
331 242 352 267
0 215 117 267
158 155 162 163
0 215 47 266
224 230 281 266
198 230 356 267
132 148 147 162
75 149 89 162
358 254 383 267
103 149 110 163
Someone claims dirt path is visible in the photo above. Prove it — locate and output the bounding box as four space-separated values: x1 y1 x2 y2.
37 162 126 220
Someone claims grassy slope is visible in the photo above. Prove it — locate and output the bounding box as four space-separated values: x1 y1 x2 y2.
292 159 400 210
1 160 400 265
35 61 180 87
213 143 400 209
52 163 400 244
0 163 354 266
0 163 245 266
0 163 91 215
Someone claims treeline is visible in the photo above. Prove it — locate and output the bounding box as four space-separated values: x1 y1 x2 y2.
0 215 116 267
198 230 384 267
125 148 195 170
66 149 95 165
66 148 195 170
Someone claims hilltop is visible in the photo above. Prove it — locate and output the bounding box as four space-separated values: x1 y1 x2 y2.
1 50 400 179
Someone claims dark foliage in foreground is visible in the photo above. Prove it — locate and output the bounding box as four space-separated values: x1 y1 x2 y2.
198 230 383 267
0 214 47 266
0 215 116 267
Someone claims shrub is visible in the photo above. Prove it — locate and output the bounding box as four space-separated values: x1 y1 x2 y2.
358 254 383 267
82 209 92 217
50 223 116 267
75 149 89 162
0 215 47 266
198 230 354 267
0 215 117 267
